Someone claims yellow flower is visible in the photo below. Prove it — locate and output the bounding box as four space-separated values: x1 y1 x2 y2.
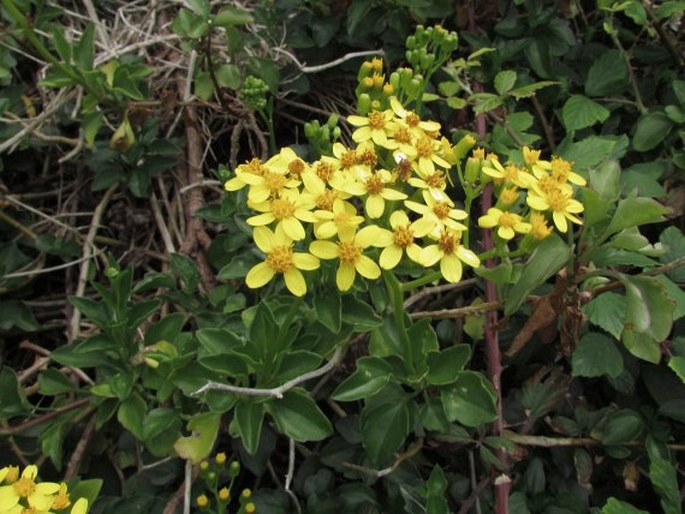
378 210 428 269
273 147 310 180
405 191 468 235
407 170 449 202
246 188 317 241
522 146 541 166
482 158 535 188
51 483 70 510
309 226 384 292
236 164 300 204
245 502 256 513
196 494 209 508
224 158 267 192
313 199 364 239
71 497 88 514
411 136 451 176
420 229 481 283
0 465 60 512
389 97 441 139
526 182 583 233
331 142 363 174
246 225 320 297
529 211 553 240
336 168 407 219
550 156 586 186
0 467 18 484
347 109 395 148
478 208 532 240
497 186 519 206
215 453 227 465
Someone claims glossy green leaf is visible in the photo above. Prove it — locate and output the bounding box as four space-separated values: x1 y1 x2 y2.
604 197 670 240
272 351 322 383
332 356 393 401
623 275 674 341
361 385 410 464
249 302 280 361
235 398 264 455
562 95 609 131
173 412 221 463
558 135 624 171
594 409 644 445
441 371 497 427
494 70 517 95
622 328 661 363
649 458 682 514
314 293 341 333
505 234 569 316
589 159 621 200
117 392 146 440
668 356 685 384
196 327 243 354
341 296 382 331
633 111 674 151
198 352 248 376
38 369 75 395
267 389 332 442
602 498 649 514
169 252 201 293
571 333 623 378
0 367 31 418
427 345 471 385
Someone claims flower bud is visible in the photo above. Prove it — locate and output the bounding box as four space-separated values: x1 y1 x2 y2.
453 134 476 160
464 156 482 183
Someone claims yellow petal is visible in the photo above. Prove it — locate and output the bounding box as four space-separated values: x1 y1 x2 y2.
421 245 443 266
406 244 423 263
390 210 410 228
380 188 407 201
293 253 320 271
355 255 381 279
347 115 370 127
356 225 382 248
252 226 275 253
283 268 306 297
281 217 306 241
246 212 275 227
457 246 481 268
553 211 568 233
498 226 515 240
566 199 585 213
352 126 372 142
380 245 402 270
478 215 497 229
365 195 385 219
440 254 463 283
336 263 356 291
314 221 337 239
0 486 19 510
71 498 88 514
246 262 276 289
527 194 549 211
310 241 339 259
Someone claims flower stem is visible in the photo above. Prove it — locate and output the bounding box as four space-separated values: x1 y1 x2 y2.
400 270 442 293
383 271 415 375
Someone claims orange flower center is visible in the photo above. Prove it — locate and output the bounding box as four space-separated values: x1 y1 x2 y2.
263 172 286 193
546 190 569 212
415 138 433 158
368 111 386 130
438 230 459 254
13 477 35 497
338 241 361 264
432 202 451 219
405 112 420 127
394 127 412 144
266 245 294 273
498 212 517 228
288 159 305 177
340 149 357 169
357 148 377 167
270 197 296 220
316 190 337 210
393 225 414 248
424 172 445 189
243 157 266 175
394 159 413 181
365 173 385 195
315 162 334 182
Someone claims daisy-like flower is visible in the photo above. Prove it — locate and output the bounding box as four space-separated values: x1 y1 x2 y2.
378 210 430 269
421 228 481 283
482 158 536 189
224 157 267 192
309 225 384 292
478 208 532 240
527 181 584 233
246 225 320 297
529 211 554 240
389 97 441 139
272 146 310 180
407 169 449 202
301 156 343 194
405 190 468 235
347 109 396 148
246 188 317 240
497 186 520 206
549 156 586 186
522 146 541 166
313 199 365 239
412 136 452 176
334 168 407 219
235 163 300 204
331 142 362 174
0 465 60 512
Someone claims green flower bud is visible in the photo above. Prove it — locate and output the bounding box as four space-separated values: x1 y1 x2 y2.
453 134 477 161
357 93 371 115
464 156 482 183
229 461 241 478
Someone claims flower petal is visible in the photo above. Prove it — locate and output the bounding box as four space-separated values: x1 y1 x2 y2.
71 498 88 514
379 245 402 270
553 210 568 233
246 262 276 289
421 245 443 266
440 254 463 283
336 263 356 291
355 255 381 279
365 195 385 219
281 217 306 241
252 226 275 253
283 268 307 297
355 225 382 248
0 486 19 510
293 253 320 271
457 246 481 268
309 241 339 259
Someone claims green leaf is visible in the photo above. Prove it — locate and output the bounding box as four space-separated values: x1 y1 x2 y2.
347 0 373 35
558 135 624 171
633 111 674 152
331 356 393 401
649 458 682 514
69 479 103 511
508 81 558 99
82 111 103 148
38 369 75 395
470 92 504 114
51 25 72 62
656 276 685 321
187 0 210 17
604 196 670 239
593 409 644 445
602 498 649 514
199 352 249 376
196 327 243 354
272 351 322 383
214 5 253 26
235 398 264 455
583 292 626 340
660 227 685 282
74 24 95 70
672 79 685 106
571 333 623 378
173 412 221 463
441 371 497 427
494 70 517 95
249 302 280 361
0 300 38 331
194 70 214 101
505 234 570 316
427 345 471 385
585 50 628 96
561 95 610 131
341 297 382 331
668 356 685 384
267 389 332 442
622 328 661 363
622 275 674 341
314 293 341 333
117 392 146 440
590 159 621 201
0 367 31 418
215 64 241 89
361 385 411 464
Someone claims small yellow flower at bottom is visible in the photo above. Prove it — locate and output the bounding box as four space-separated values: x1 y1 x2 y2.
478 208 531 240
246 225 320 297
245 502 256 513
421 229 481 283
51 483 71 510
218 487 230 502
0 465 60 512
215 453 227 465
196 494 209 508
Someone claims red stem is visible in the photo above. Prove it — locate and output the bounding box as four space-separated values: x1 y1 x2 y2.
469 6 511 514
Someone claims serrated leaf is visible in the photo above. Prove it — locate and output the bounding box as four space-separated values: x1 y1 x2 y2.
585 50 628 96
494 70 517 96
594 409 643 445
622 328 660 363
622 275 674 341
562 95 610 131
215 64 240 89
470 92 504 114
571 333 623 378
583 292 626 339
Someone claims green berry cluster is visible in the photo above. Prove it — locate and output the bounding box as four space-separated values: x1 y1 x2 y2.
239 76 269 111
405 25 459 76
304 113 341 157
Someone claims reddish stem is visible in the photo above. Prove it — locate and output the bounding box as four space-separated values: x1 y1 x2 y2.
470 7 511 514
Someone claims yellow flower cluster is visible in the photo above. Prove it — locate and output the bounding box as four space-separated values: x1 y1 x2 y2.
478 147 585 238
0 465 88 514
225 93 483 295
